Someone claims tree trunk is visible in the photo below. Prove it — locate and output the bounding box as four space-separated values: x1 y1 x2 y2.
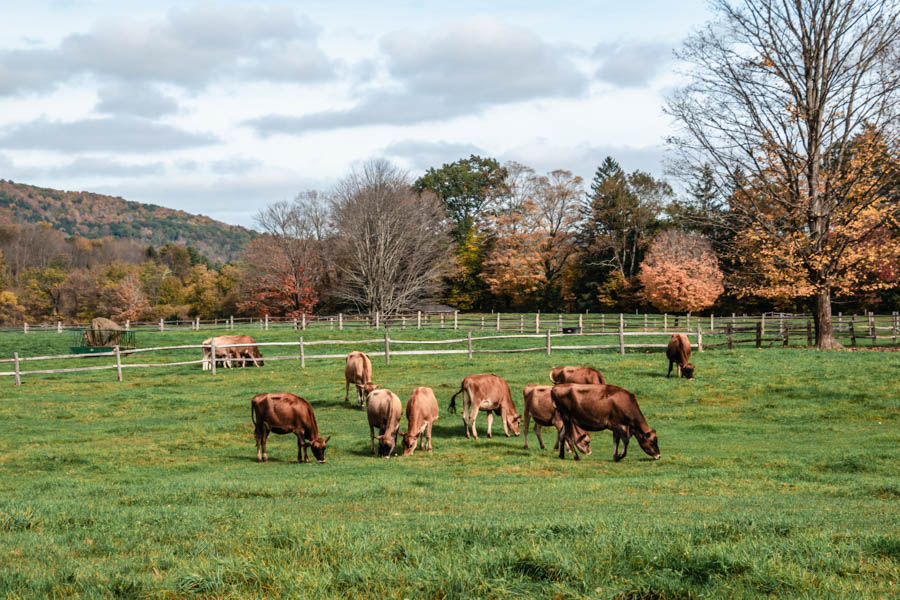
814 290 841 350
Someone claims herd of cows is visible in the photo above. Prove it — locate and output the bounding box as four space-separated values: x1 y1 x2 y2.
203 332 697 465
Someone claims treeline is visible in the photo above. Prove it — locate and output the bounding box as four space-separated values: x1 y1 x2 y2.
1 148 897 326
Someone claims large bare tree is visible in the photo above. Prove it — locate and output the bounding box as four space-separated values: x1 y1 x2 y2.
667 0 900 348
331 159 452 316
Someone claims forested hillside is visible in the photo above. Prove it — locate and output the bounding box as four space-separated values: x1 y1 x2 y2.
0 180 255 263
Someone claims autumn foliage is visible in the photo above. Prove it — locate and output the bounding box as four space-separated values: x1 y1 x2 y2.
237 237 318 318
639 230 724 313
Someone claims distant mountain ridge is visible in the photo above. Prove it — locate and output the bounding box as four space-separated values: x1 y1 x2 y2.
0 180 256 263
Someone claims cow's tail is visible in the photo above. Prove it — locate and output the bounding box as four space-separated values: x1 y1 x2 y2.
251 401 256 426
549 369 555 384
449 387 463 414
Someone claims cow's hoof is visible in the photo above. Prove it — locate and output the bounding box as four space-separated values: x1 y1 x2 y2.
573 454 581 461
613 455 622 462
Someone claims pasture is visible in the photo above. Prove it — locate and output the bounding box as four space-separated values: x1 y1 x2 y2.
0 327 898 599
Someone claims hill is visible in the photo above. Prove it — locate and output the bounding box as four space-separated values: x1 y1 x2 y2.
0 180 256 263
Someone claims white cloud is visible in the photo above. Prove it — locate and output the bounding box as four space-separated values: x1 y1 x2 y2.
94 84 179 118
593 41 674 87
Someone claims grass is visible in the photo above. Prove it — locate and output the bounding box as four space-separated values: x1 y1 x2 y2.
0 327 898 598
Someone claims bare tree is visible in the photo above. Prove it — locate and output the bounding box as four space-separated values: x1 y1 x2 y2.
331 159 453 316
667 0 900 348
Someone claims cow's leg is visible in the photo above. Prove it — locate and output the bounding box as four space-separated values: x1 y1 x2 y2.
260 426 269 462
425 422 433 451
357 384 365 407
345 380 350 403
255 424 264 462
486 411 494 438
500 409 511 437
538 423 548 450
667 360 673 378
370 425 376 455
613 427 629 462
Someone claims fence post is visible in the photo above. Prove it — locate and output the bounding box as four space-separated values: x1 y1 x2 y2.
520 314 524 333
441 313 445 329
300 336 305 368
293 318 298 330
417 311 421 329
732 313 736 327
807 320 813 346
893 312 898 345
57 321 62 333
159 319 164 332
579 313 583 334
536 312 540 334
454 311 458 330
687 313 691 330
849 321 856 347
868 312 875 338
663 314 668 333
558 314 563 332
756 322 762 348
760 313 765 335
481 316 485 331
264 314 268 330
211 341 216 376
302 313 306 330
384 332 390 365
546 329 552 357
727 324 733 350
644 313 648 332
230 315 234 330
14 352 21 386
710 314 714 333
467 331 473 360
339 313 343 331
375 311 380 330
697 324 703 352
837 311 843 332
496 313 500 331
871 317 877 346
618 315 625 355
783 324 790 347
114 345 122 382
401 316 405 329
601 313 605 332
125 319 130 331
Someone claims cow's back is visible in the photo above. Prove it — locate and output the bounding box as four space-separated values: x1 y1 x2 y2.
367 389 402 428
464 373 512 407
524 385 554 422
552 366 605 385
666 333 691 364
252 392 308 431
346 351 372 385
407 387 439 421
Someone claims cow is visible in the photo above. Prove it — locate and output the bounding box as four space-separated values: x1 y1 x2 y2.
448 374 521 440
201 337 234 370
345 351 378 406
549 366 607 385
552 383 660 462
522 385 591 455
250 393 330 463
400 387 439 456
366 388 403 457
666 333 694 379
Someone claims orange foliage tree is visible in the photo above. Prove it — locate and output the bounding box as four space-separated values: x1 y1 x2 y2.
238 236 318 318
638 230 724 313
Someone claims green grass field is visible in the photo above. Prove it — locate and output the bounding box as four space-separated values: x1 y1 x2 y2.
0 327 898 599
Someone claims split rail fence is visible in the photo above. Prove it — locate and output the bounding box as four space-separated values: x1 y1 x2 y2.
2 312 898 386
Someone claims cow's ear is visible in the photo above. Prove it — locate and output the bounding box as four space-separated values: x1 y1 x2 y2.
375 434 385 440
650 429 656 435
322 436 331 443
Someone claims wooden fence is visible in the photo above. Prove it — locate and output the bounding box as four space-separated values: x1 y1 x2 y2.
2 314 898 385
6 310 899 337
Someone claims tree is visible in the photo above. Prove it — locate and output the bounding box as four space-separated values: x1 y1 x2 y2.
667 0 900 348
0 291 25 325
238 236 318 318
331 159 453 316
639 230 724 313
413 155 507 240
108 272 150 321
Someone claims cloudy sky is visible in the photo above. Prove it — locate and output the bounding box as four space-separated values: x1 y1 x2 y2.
0 0 711 228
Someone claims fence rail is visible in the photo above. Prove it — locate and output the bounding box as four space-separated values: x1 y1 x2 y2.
3 313 898 386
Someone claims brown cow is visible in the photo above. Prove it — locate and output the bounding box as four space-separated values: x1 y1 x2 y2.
666 333 694 379
549 366 607 385
552 383 660 462
345 351 378 406
522 385 591 455
367 388 403 457
251 393 330 463
206 335 264 368
448 374 521 439
400 387 439 456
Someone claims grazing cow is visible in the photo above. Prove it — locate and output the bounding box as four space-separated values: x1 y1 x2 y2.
201 336 239 370
345 351 377 406
549 366 607 385
666 333 694 379
251 393 330 463
366 388 403 457
522 385 591 455
448 374 521 440
552 384 660 462
400 387 439 456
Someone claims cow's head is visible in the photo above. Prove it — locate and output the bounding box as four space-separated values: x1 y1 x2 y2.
635 429 660 460
574 429 592 455
254 351 265 367
400 431 419 456
507 413 522 436
681 363 695 379
375 432 397 457
308 436 330 463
